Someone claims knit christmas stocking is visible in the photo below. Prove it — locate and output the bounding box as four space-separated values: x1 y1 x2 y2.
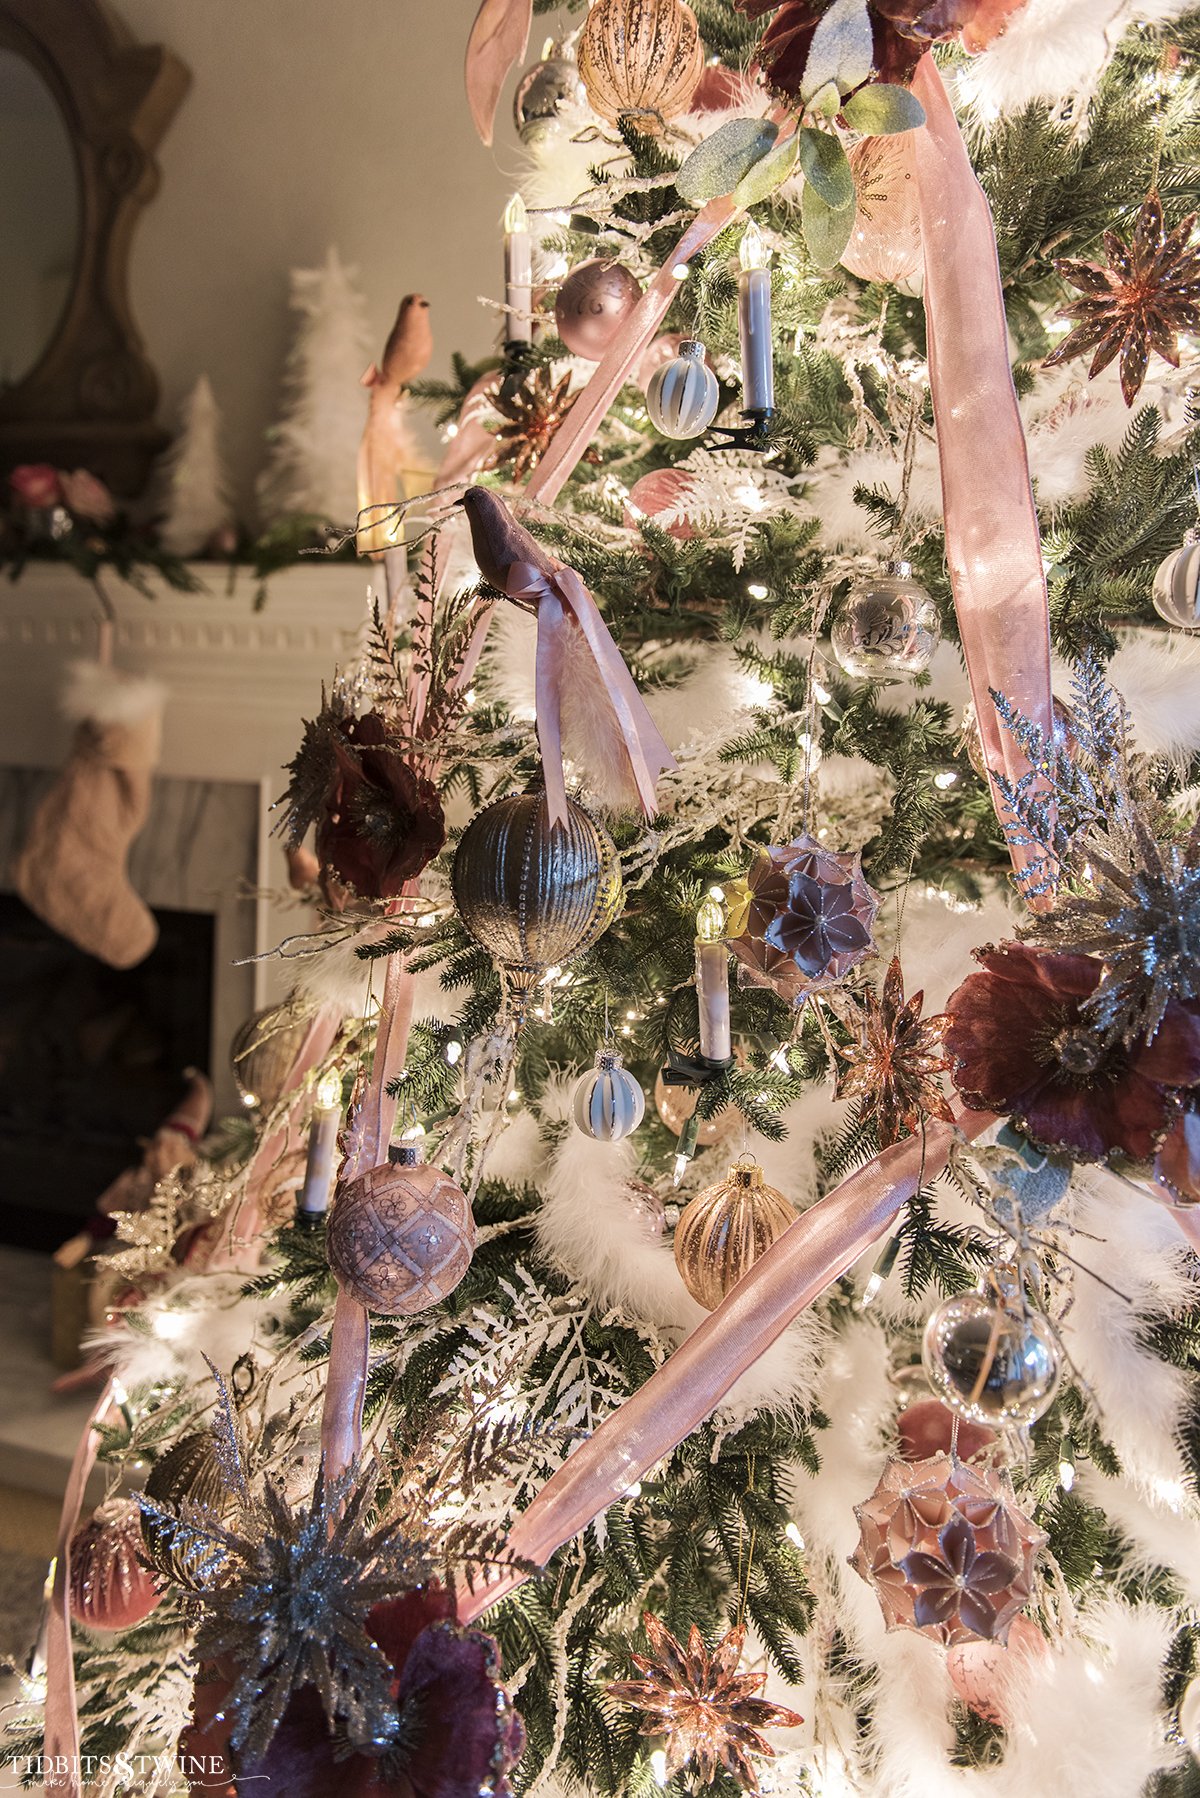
15 662 164 968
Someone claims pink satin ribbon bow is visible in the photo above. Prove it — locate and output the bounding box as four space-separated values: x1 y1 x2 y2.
503 559 676 828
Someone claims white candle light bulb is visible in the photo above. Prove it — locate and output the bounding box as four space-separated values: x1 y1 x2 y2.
315 1068 342 1111
694 892 732 1060
739 220 771 273
738 222 775 414
695 892 727 942
504 192 533 346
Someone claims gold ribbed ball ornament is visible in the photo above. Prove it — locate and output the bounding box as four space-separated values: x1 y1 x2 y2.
578 0 705 132
673 1157 795 1309
452 786 622 1018
327 1147 476 1315
140 1431 229 1581
230 1000 313 1110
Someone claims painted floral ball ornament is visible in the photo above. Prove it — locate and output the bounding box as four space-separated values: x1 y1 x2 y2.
452 786 622 1019
831 561 941 680
577 0 705 132
326 1148 475 1315
513 43 585 142
625 468 697 538
70 1497 162 1632
673 1157 795 1309
555 259 643 361
841 134 923 289
850 1453 1046 1646
645 340 720 439
573 1047 646 1141
922 1283 1061 1430
1152 532 1200 630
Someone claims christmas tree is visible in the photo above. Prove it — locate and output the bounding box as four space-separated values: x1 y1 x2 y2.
21 6 1200 1797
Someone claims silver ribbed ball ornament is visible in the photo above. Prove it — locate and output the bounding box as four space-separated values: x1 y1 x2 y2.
830 561 941 680
1152 532 1200 630
452 786 622 1017
514 45 584 142
572 1047 646 1141
922 1288 1061 1429
645 339 720 439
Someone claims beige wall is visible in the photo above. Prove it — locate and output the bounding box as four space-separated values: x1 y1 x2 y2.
117 0 532 514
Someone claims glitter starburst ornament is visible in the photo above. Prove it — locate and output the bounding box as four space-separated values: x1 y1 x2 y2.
836 956 953 1146
607 1613 803 1793
488 365 578 481
1044 192 1200 407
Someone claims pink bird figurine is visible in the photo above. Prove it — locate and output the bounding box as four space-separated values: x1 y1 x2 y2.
459 486 676 827
357 294 433 559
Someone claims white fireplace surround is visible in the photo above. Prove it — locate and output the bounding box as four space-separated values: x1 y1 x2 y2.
0 562 373 1110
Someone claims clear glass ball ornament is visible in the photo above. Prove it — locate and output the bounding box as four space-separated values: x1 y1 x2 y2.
645 339 720 439
513 47 584 142
1152 531 1200 631
922 1287 1061 1429
830 561 941 680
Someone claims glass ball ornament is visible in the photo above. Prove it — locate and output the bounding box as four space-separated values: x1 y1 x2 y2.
513 45 585 143
673 1157 795 1309
577 0 705 132
841 134 922 289
326 1147 475 1316
645 339 720 439
452 786 622 1018
70 1498 163 1632
830 561 941 680
230 1001 312 1110
554 259 643 361
573 1047 646 1141
922 1288 1061 1429
1152 532 1200 630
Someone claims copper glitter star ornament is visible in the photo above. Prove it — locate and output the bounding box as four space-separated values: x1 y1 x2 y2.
607 1613 804 1793
836 956 953 1147
487 365 579 481
1044 192 1200 406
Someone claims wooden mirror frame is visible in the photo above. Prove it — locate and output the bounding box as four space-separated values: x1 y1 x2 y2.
0 0 189 495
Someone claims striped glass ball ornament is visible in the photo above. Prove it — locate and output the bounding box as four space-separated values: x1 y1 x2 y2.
572 1048 646 1141
645 340 719 439
1152 534 1200 630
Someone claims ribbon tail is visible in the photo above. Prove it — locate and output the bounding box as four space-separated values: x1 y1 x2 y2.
534 588 571 829
320 1286 371 1478
912 55 1055 907
457 1108 997 1625
44 1379 115 1797
553 569 677 819
464 0 531 146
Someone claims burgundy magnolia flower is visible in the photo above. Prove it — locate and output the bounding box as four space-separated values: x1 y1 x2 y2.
9 462 62 508
944 944 1200 1163
734 0 1025 98
316 712 446 900
61 467 116 524
181 1587 525 1798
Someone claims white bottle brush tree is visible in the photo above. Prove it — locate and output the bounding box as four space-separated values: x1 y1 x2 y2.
256 246 371 532
156 375 235 558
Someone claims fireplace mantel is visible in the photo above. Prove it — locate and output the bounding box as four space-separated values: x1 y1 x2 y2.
0 561 377 1109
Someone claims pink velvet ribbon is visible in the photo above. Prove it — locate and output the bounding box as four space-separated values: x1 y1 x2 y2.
43 1378 115 1798
504 560 677 827
911 55 1056 902
458 1106 996 1624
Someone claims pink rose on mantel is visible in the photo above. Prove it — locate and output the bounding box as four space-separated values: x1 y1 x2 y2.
61 468 116 525
9 464 63 508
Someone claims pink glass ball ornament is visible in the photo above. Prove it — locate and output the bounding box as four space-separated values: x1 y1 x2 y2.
555 259 643 360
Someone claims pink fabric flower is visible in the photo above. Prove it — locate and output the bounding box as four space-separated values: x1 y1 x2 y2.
944 943 1200 1162
9 463 63 508
60 467 116 525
